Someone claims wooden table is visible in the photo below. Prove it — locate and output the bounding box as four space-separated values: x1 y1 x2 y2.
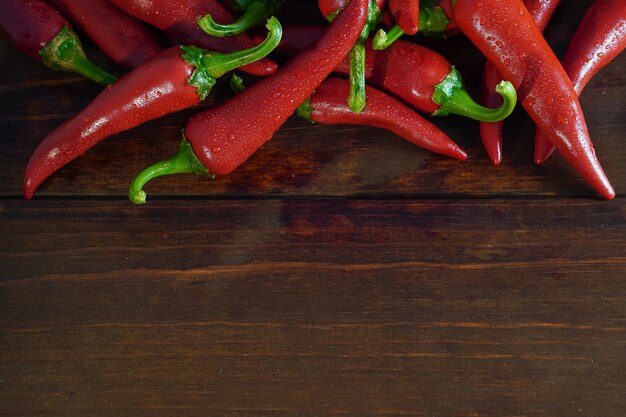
1 2 625 416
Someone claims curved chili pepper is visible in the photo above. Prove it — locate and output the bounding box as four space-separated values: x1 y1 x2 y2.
47 0 162 69
454 0 615 199
109 0 277 76
479 0 562 165
534 0 626 164
23 18 282 199
297 77 467 160
129 0 369 204
373 0 458 50
198 0 286 37
0 0 116 86
264 31 516 123
319 0 386 113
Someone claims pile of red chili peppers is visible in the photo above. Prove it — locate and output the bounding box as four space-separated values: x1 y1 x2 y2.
2 0 623 202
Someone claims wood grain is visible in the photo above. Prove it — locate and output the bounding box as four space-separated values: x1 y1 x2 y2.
0 0 625 416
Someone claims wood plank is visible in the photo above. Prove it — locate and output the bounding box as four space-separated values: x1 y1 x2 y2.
1 198 625 416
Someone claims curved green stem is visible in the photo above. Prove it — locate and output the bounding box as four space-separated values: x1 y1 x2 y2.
181 16 282 100
129 138 214 205
198 1 272 37
39 26 117 86
432 66 517 122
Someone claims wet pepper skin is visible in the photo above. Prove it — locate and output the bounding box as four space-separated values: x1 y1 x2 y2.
480 0 562 165
534 0 626 163
109 0 276 76
48 0 162 69
0 0 68 61
185 0 369 175
24 48 198 199
455 0 615 200
304 77 467 160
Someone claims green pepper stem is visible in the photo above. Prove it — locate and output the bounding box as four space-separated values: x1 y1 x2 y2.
198 1 274 37
432 66 517 122
129 138 214 205
181 16 281 100
347 39 366 112
39 26 117 86
372 26 405 51
344 0 383 112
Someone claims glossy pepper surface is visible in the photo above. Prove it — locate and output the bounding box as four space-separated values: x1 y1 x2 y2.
298 77 467 160
0 0 116 85
109 0 277 76
534 0 626 164
198 0 286 37
23 19 282 199
129 0 369 204
480 0 562 165
454 0 615 200
48 0 163 69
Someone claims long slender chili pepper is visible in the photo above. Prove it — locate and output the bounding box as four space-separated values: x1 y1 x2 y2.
454 0 615 199
109 0 277 76
373 0 458 50
319 0 386 112
198 0 286 37
263 31 517 123
479 0 562 165
0 0 116 86
23 18 282 199
129 0 369 204
48 0 162 69
534 0 626 164
297 77 468 160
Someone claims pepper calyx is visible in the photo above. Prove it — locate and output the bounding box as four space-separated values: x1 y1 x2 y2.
181 16 282 101
39 26 117 86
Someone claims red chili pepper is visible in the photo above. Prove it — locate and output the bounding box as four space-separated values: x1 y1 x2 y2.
454 0 615 199
263 30 517 123
297 77 467 160
479 0 562 165
0 0 116 85
198 0 286 37
389 0 420 35
23 19 282 199
534 0 626 164
373 0 458 50
128 0 369 204
47 0 163 69
109 0 277 76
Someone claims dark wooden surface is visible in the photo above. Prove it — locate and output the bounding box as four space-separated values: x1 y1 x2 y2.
1 1 625 416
